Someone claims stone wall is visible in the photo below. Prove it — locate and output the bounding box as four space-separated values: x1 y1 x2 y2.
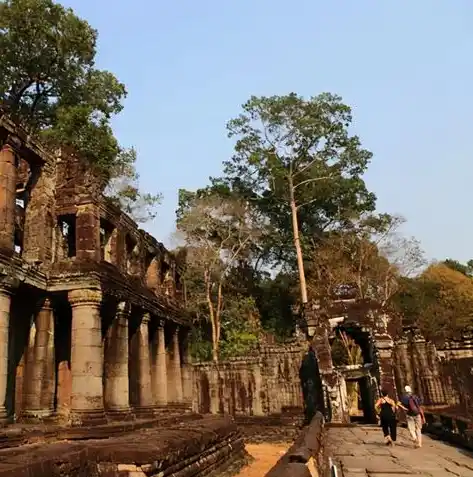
192 340 305 417
394 329 473 417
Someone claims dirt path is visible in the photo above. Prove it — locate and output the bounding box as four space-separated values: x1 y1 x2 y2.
234 443 289 477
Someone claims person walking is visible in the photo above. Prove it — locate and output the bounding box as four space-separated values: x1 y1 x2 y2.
400 385 425 448
375 389 401 446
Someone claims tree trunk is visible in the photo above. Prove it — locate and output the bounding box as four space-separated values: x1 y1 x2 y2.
288 176 308 305
205 271 219 363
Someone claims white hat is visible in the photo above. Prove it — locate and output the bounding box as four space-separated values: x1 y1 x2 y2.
404 385 412 393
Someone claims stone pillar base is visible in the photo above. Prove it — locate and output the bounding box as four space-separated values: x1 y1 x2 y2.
106 408 135 422
19 409 54 422
69 409 107 427
133 406 158 420
0 407 11 426
166 402 192 414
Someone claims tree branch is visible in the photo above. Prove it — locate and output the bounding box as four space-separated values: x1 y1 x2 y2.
293 175 334 191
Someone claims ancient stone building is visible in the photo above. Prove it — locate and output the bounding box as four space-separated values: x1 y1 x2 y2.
394 327 473 414
0 110 192 425
193 297 402 425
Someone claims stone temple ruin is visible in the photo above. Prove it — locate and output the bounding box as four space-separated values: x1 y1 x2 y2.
1 109 472 476
0 110 249 476
0 110 192 424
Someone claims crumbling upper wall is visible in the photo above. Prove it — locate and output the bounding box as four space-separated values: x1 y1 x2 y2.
0 110 186 324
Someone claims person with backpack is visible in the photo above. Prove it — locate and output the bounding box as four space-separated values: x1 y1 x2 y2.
400 385 425 448
375 389 405 446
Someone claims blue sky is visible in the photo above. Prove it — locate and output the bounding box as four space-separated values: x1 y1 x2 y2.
62 0 473 262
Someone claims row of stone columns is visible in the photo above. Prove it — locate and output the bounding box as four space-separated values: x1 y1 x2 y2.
68 288 187 423
0 286 190 424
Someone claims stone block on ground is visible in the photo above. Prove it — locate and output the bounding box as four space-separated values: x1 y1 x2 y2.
0 415 248 477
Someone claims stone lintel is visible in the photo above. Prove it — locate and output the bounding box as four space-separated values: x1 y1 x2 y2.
0 116 52 166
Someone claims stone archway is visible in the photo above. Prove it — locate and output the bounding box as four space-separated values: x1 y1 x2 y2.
305 300 397 424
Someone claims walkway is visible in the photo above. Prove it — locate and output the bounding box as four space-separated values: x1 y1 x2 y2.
326 425 473 476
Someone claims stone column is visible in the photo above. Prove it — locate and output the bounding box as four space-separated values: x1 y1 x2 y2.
68 289 106 425
426 342 446 405
374 333 397 398
252 362 264 416
104 302 132 419
151 320 168 406
135 313 154 416
311 316 339 421
0 139 18 253
395 337 414 392
171 325 183 403
22 164 55 264
23 298 55 418
180 328 193 406
413 334 436 405
0 287 12 422
76 204 101 262
209 366 220 414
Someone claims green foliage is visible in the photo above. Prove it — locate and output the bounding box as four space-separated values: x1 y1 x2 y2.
219 296 260 359
255 273 296 338
330 338 349 366
330 331 363 367
0 0 160 221
187 295 261 362
188 326 213 362
212 92 376 265
177 192 264 361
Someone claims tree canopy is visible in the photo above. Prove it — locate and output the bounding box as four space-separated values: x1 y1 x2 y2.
0 0 160 222
176 93 473 359
176 191 265 361
393 262 473 342
212 93 376 267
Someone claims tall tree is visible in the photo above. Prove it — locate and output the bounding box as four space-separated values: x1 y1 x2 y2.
307 214 426 307
176 191 264 361
0 0 160 221
213 93 376 307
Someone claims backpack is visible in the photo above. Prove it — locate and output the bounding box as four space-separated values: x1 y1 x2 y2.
407 396 420 415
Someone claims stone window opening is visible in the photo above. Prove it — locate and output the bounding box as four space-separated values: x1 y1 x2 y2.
160 260 174 296
100 219 114 263
57 214 77 258
14 193 25 256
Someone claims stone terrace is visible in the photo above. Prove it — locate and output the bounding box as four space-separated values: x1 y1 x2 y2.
0 414 247 477
326 425 473 476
